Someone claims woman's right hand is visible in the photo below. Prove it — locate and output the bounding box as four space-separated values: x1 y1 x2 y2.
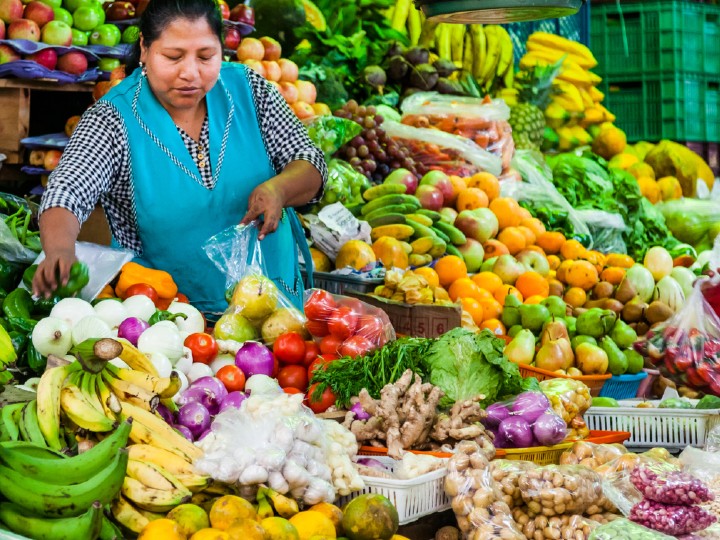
33 248 77 298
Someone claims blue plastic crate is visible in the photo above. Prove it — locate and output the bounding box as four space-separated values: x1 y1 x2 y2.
598 372 649 400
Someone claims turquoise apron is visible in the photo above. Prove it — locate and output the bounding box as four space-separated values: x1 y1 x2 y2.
101 63 312 316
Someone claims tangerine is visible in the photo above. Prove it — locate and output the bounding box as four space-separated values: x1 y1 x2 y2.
518 207 532 220
470 172 500 200
434 255 468 287
448 277 483 301
523 295 545 304
138 519 187 540
483 240 509 259
414 267 440 289
497 227 527 255
515 271 550 299
560 239 586 260
456 187 489 211
519 217 546 238
517 226 537 246
547 255 561 270
460 297 485 325
536 231 566 254
480 319 506 336
447 175 466 205
489 197 523 229
566 260 599 290
564 287 587 308
600 266 626 285
472 271 503 293
478 298 503 321
556 260 575 283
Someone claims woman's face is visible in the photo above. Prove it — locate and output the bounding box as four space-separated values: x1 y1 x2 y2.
140 17 222 114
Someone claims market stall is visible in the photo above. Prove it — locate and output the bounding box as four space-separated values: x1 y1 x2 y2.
1 0 720 538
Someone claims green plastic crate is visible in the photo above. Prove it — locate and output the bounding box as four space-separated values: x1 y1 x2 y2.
591 1 720 78
600 73 720 143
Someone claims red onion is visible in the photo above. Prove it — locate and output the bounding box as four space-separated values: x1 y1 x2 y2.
174 425 194 441
483 402 510 428
218 391 247 413
156 403 175 426
176 376 228 415
630 466 714 505
629 499 716 535
177 402 211 439
498 416 533 448
117 317 150 346
511 391 551 423
356 457 390 470
350 402 370 420
533 412 567 446
235 341 274 377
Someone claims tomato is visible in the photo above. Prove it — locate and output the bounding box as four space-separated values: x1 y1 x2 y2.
305 319 329 338
124 283 159 305
319 334 343 356
337 297 365 315
304 289 336 322
306 383 336 414
340 335 374 358
184 333 219 364
277 365 308 391
283 387 302 394
307 356 328 380
176 293 189 303
355 314 385 345
272 354 279 377
327 307 358 339
273 332 306 365
216 365 246 392
303 341 320 367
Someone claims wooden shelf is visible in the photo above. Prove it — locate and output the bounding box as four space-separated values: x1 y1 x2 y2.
0 78 94 93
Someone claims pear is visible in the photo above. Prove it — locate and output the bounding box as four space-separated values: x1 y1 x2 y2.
624 349 645 374
593 281 615 299
519 304 551 333
571 335 597 351
601 336 628 376
615 278 638 304
576 308 605 338
611 319 638 349
504 329 536 365
501 295 522 328
567 367 583 377
541 319 570 345
622 297 648 323
575 343 609 375
536 337 574 372
646 301 673 324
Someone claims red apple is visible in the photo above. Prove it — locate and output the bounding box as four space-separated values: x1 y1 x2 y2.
218 0 229 19
419 170 453 203
40 19 71 45
223 26 240 50
236 37 264 62
229 3 253 25
454 208 499 244
0 19 5 39
27 47 56 69
0 0 23 23
416 184 443 211
23 1 53 26
104 1 134 20
0 43 20 63
8 18 40 40
56 50 87 74
383 167 418 194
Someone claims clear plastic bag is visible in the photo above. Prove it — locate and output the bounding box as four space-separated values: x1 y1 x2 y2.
204 222 306 345
575 209 628 255
511 507 599 540
539 378 592 427
657 198 720 247
630 463 714 505
629 499 716 536
518 464 605 517
382 120 502 177
589 518 676 540
304 115 362 158
302 288 395 358
317 159 372 208
489 459 536 509
560 441 628 470
445 441 525 540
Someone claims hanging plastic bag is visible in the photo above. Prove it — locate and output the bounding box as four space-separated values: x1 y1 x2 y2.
203 222 306 345
0 193 41 264
303 116 362 158
575 209 628 255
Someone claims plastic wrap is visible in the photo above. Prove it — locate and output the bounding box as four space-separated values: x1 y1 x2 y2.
588 518 675 540
302 288 395 358
490 460 536 509
680 447 720 520
304 116 362 158
316 159 372 208
445 441 525 540
400 92 514 172
539 378 592 440
518 465 605 517
657 198 720 248
630 464 714 505
575 209 628 255
629 499 716 536
382 120 502 177
511 507 599 540
560 441 628 470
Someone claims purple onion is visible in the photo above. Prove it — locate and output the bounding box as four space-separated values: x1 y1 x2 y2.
511 392 551 423
350 402 371 420
356 457 390 470
533 412 567 446
630 499 716 535
174 425 194 441
117 317 150 346
177 402 211 439
498 416 534 448
235 341 274 377
177 376 228 415
156 403 175 426
197 428 212 441
218 391 247 413
483 402 510 428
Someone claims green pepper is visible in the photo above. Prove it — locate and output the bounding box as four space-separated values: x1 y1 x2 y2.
8 331 28 357
149 310 187 325
32 296 59 318
26 341 45 373
0 260 24 291
3 288 33 321
0 318 9 332
23 233 42 253
8 317 36 333
22 265 37 291
53 261 90 298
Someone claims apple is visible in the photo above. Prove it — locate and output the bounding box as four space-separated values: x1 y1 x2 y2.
0 43 20 63
41 19 71 45
56 50 87 74
28 149 45 166
37 0 61 8
439 207 457 224
43 149 62 170
97 56 119 71
8 18 40 40
516 249 550 276
103 0 134 20
24 1 54 27
73 3 103 31
295 79 316 104
278 58 298 82
260 36 281 61
63 0 93 13
481 257 497 273
0 0 23 23
217 0 229 19
416 184 443 211
223 26 240 50
279 81 298 104
457 238 485 273
419 170 453 203
89 23 120 46
70 26 86 44
454 208 499 244
242 58 265 77
384 167 418 194
52 6 71 24
27 47 57 69
0 19 4 39
120 24 137 44
493 254 525 285
229 3 253 25
262 60 281 82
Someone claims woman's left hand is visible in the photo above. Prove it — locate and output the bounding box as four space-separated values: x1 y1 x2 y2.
241 180 285 240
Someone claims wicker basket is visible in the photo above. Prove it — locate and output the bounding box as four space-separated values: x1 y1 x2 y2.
517 364 612 397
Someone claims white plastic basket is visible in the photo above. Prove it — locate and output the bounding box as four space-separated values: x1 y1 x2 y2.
336 456 450 525
584 398 720 451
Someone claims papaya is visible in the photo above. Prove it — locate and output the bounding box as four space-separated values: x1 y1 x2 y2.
335 240 376 271
372 237 409 269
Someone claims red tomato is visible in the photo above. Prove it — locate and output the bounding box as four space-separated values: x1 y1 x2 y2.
304 290 336 322
327 307 358 339
156 298 172 310
337 297 365 315
355 314 385 345
305 319 329 338
124 283 159 305
273 332 306 365
303 341 320 367
307 357 328 380
184 333 219 364
319 334 343 356
284 387 302 394
272 354 279 377
277 365 308 391
176 293 190 303
340 335 374 358
216 365 246 392
306 383 336 414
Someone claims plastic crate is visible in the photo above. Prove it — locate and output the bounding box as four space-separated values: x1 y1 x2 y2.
336 456 450 525
598 372 648 400
600 73 720 142
299 269 382 296
517 364 611 397
591 1 720 78
584 399 720 450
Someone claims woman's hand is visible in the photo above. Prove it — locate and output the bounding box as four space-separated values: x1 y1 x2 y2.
33 248 77 298
241 180 285 240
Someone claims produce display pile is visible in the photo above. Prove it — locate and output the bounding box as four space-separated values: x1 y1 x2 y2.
2 0 720 538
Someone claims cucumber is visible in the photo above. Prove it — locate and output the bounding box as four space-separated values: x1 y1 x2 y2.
434 220 467 245
405 220 439 240
416 209 443 223
361 194 420 216
368 214 407 228
363 183 406 201
405 214 434 227
363 204 415 222
431 226 450 244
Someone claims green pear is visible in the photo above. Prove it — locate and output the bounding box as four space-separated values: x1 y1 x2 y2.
571 335 597 351
541 296 567 318
576 308 605 338
508 325 524 338
541 319 569 345
624 349 645 374
519 304 551 333
504 329 536 365
501 295 522 328
575 343 609 375
601 309 618 335
611 319 638 349
536 338 574 372
601 337 628 376
481 257 498 273
564 316 577 337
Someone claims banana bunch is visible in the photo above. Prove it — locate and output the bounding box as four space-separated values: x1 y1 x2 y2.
0 420 131 539
0 324 17 372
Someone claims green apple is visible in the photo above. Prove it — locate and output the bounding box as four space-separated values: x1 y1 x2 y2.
89 23 120 46
52 6 73 25
71 27 87 45
72 2 104 31
63 0 91 13
98 57 120 71
38 0 62 9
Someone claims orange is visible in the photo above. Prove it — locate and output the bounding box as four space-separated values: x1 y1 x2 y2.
478 298 502 321
474 287 494 301
489 197 523 230
566 260 599 290
480 318 506 336
564 287 587 308
581 250 606 274
515 271 550 299
434 255 468 287
517 226 537 246
519 217 546 238
494 285 523 305
547 255 561 270
415 267 440 288
288 511 336 539
605 253 635 268
560 239 586 261
308 503 344 536
139 519 187 540
497 227 526 255
518 207 532 220
461 297 484 325
523 245 546 255
446 175 466 206
209 496 256 530
466 172 500 200
524 295 545 305
601 266 626 285
536 231 566 254
448 277 483 301
456 187 489 211
483 240 509 259
472 271 503 293
556 259 575 283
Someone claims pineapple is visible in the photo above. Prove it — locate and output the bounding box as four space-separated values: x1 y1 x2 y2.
508 61 563 150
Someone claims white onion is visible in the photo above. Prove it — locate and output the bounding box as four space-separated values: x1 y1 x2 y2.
147 352 172 378
245 374 281 396
50 298 95 328
166 301 205 334
210 354 236 374
32 317 72 357
93 300 128 329
137 322 184 362
187 362 214 383
71 316 112 346
173 371 189 402
174 347 193 374
123 295 156 321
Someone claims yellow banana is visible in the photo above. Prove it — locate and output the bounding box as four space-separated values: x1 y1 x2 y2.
436 23 452 61
407 3 422 46
570 125 592 145
553 80 584 109
552 93 585 114
494 25 513 78
462 32 473 74
578 87 594 108
103 371 159 412
556 67 593 86
526 41 595 69
503 64 514 89
121 476 191 513
260 486 299 519
557 126 579 151
419 19 439 49
0 325 17 370
596 103 616 123
256 494 274 520
111 496 149 534
450 23 465 68
527 32 597 66
36 361 82 450
480 25 501 85
545 102 571 129
127 459 189 493
128 444 203 477
589 86 605 102
60 384 116 432
469 24 485 81
391 0 411 32
117 340 159 376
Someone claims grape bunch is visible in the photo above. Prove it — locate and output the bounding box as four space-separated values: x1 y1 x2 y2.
333 100 425 182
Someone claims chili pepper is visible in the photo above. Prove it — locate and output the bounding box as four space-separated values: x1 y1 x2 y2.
53 261 90 298
23 233 42 253
22 265 37 291
26 341 45 373
2 288 33 321
149 310 187 325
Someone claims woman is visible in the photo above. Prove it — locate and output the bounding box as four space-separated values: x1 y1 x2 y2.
34 0 326 316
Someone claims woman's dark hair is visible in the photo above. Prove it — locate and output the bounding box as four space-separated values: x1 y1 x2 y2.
126 0 223 75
